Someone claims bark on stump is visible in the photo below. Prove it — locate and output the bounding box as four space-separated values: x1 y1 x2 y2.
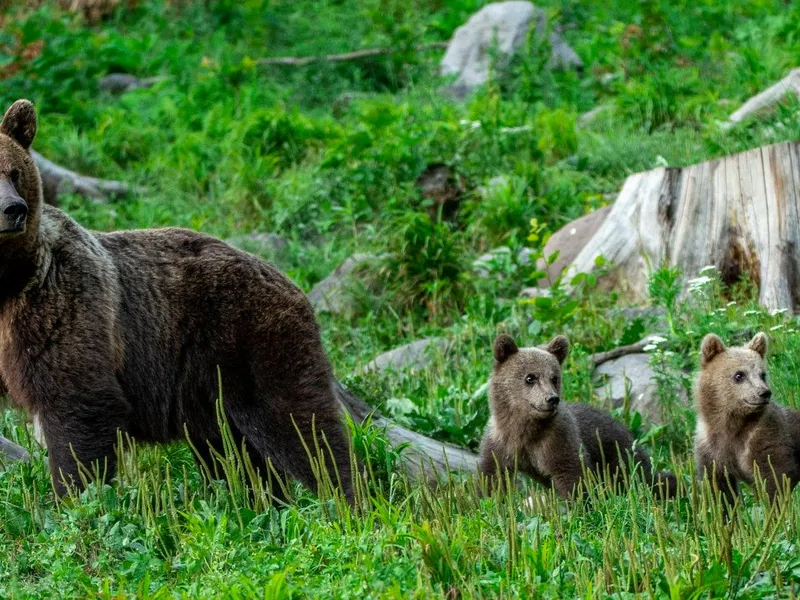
567 141 800 311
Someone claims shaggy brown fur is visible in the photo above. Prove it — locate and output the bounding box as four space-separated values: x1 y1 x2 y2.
479 334 676 499
694 332 800 506
0 100 353 502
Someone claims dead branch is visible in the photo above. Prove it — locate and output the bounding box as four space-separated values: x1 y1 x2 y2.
590 340 651 367
32 150 146 205
259 42 449 67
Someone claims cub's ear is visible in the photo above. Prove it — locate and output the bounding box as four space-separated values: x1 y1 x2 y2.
0 100 37 150
700 334 726 367
493 334 519 364
747 332 768 358
546 335 570 364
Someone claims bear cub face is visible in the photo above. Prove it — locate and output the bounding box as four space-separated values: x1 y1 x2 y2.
492 334 569 419
698 332 771 417
0 100 38 238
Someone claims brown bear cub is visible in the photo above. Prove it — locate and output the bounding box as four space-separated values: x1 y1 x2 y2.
0 99 353 503
479 334 676 499
694 332 800 506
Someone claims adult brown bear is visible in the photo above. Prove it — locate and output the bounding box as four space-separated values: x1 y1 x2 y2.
0 99 353 503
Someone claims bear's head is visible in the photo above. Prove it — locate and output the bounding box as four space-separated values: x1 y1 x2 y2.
0 100 41 244
490 333 570 419
697 332 771 417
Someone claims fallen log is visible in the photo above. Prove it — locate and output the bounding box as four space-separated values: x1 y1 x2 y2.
0 435 29 464
258 42 448 67
32 150 145 205
566 141 800 312
334 379 479 482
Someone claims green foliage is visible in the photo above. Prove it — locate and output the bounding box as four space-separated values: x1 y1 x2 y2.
378 211 472 319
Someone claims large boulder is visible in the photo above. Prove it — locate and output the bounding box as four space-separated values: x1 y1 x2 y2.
440 1 582 97
361 338 449 374
594 353 688 424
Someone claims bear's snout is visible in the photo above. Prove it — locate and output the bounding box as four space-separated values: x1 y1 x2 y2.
546 394 560 408
759 388 772 400
0 178 27 233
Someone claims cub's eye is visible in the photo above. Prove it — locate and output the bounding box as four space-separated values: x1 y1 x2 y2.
734 371 746 383
9 168 20 184
551 376 559 386
760 372 767 382
525 374 537 385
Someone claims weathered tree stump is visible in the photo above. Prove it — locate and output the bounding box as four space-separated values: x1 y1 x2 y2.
567 141 800 311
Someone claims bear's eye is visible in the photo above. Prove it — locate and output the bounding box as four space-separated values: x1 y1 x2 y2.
734 371 746 383
9 168 20 184
525 374 538 385
551 376 559 386
760 372 767 382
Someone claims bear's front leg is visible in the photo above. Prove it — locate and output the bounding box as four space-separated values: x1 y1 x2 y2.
39 380 129 496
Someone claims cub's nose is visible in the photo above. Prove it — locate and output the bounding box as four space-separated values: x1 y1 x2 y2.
546 394 560 407
759 389 772 400
3 202 27 220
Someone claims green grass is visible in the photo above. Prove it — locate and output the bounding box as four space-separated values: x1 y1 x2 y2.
3 0 800 597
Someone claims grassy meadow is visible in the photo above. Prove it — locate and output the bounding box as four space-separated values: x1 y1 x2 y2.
2 0 800 597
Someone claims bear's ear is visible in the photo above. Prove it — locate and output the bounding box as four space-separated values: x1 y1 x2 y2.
0 100 37 150
747 332 768 358
700 334 726 367
493 334 519 364
546 335 570 364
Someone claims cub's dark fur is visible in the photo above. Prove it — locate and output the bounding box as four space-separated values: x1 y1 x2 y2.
479 334 676 499
694 332 800 506
0 100 352 502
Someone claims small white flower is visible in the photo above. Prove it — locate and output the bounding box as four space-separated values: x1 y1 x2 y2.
459 119 469 126
648 335 668 344
687 276 713 289
769 324 784 331
770 308 789 316
643 344 657 352
726 301 737 307
471 120 482 129
744 310 759 316
699 266 718 274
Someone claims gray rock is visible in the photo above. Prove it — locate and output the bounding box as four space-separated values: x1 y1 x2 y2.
594 353 688 424
361 338 449 374
308 253 376 315
473 246 513 278
440 1 582 96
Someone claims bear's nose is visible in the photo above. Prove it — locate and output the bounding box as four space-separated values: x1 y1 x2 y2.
759 389 772 400
3 202 27 220
546 394 560 407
